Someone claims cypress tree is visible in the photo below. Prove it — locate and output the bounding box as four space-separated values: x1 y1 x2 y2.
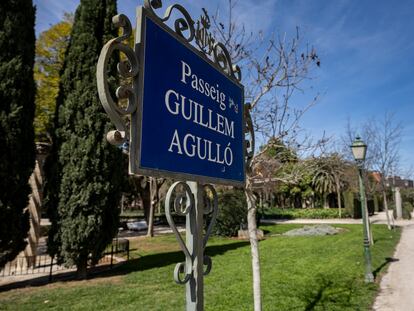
45 0 122 278
0 0 36 268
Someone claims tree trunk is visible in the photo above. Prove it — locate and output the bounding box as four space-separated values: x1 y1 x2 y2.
382 189 392 230
245 180 261 311
76 256 88 279
364 196 374 245
259 192 263 213
141 185 151 227
121 193 125 215
147 178 156 237
302 197 307 209
147 200 155 237
335 177 342 218
323 194 329 209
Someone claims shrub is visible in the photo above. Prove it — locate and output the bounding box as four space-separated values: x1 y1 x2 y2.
391 202 412 220
404 201 413 213
401 208 411 220
343 192 360 218
214 189 247 237
402 202 413 220
262 207 351 219
373 194 383 212
367 199 375 216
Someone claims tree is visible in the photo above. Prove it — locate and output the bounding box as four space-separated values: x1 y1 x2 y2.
253 139 315 209
147 177 166 237
312 162 336 209
212 2 320 309
214 188 247 237
342 113 402 229
327 154 346 217
311 154 346 212
34 14 73 142
45 0 122 278
127 176 165 237
0 0 36 268
365 112 403 229
271 164 310 208
341 120 375 242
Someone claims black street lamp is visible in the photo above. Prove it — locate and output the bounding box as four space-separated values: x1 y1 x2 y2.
351 136 374 283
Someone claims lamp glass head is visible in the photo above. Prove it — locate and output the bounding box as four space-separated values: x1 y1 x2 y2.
351 136 367 161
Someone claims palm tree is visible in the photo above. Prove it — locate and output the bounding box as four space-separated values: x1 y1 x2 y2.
312 168 336 209
326 154 347 216
311 154 347 214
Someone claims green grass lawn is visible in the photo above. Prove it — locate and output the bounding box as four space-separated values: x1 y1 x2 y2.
0 224 400 310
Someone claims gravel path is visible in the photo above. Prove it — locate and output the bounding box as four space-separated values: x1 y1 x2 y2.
373 223 414 311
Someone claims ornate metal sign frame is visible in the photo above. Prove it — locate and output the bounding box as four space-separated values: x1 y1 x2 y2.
97 1 254 310
131 6 245 186
97 0 246 187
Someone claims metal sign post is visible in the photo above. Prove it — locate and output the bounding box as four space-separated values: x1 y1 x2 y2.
97 1 249 310
165 181 217 310
186 182 205 310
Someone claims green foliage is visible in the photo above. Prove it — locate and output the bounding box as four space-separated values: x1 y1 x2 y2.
0 225 401 310
401 188 414 205
263 138 298 163
399 207 411 220
0 0 35 267
45 0 123 274
312 170 335 195
214 189 247 236
274 161 314 204
34 14 72 142
373 194 381 212
262 207 350 219
299 173 314 197
391 202 413 220
343 191 362 219
403 201 413 213
366 198 376 215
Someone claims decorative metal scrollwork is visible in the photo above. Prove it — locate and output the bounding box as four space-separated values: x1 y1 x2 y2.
165 182 194 284
165 182 218 285
97 14 139 145
144 0 195 43
201 184 218 248
201 184 218 276
143 0 241 82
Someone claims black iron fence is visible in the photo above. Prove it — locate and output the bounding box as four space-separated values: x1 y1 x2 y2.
0 238 129 278
103 238 130 268
0 254 63 277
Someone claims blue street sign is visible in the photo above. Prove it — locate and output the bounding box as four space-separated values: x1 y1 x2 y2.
135 15 245 185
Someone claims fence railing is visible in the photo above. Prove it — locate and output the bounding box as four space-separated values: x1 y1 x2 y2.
0 238 129 278
103 238 130 268
1 254 62 277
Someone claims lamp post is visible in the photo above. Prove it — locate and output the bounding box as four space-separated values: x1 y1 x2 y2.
351 136 374 283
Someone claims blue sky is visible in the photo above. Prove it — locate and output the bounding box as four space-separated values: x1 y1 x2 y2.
34 0 414 176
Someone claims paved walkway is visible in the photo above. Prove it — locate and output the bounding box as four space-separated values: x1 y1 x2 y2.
373 222 414 311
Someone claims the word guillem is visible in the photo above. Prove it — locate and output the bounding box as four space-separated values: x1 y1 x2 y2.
165 61 236 167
